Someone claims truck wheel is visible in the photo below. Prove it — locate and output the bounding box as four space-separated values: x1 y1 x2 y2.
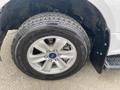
11 12 90 80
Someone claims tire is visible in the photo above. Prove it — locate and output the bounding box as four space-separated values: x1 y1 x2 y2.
11 12 90 80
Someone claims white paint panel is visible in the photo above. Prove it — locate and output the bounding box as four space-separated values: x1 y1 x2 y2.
104 0 120 33
108 33 120 55
0 0 10 8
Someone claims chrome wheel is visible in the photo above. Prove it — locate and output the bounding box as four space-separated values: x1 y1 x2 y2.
27 36 77 74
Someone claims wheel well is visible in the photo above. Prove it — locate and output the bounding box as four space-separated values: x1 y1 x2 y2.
0 0 110 73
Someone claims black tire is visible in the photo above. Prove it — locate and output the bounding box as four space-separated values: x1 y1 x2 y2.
11 12 90 80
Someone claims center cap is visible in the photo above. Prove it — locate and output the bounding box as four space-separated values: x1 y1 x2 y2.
48 52 57 59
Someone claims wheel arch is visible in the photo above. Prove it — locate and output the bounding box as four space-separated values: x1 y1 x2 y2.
0 0 110 73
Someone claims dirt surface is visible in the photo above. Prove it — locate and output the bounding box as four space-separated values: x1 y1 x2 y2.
0 30 120 90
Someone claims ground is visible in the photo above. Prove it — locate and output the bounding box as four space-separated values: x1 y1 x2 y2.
0 30 120 90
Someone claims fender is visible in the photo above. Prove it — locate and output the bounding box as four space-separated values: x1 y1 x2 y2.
0 0 110 73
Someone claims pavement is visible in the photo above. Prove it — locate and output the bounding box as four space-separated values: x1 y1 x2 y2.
0 30 120 90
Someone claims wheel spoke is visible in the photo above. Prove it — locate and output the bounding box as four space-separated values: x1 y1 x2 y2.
59 50 75 59
55 58 67 69
41 60 53 72
34 40 51 53
53 39 67 51
29 54 46 63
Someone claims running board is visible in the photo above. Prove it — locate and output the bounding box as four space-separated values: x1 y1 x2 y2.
105 55 120 69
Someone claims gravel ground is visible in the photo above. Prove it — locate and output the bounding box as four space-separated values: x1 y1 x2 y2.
0 30 120 90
